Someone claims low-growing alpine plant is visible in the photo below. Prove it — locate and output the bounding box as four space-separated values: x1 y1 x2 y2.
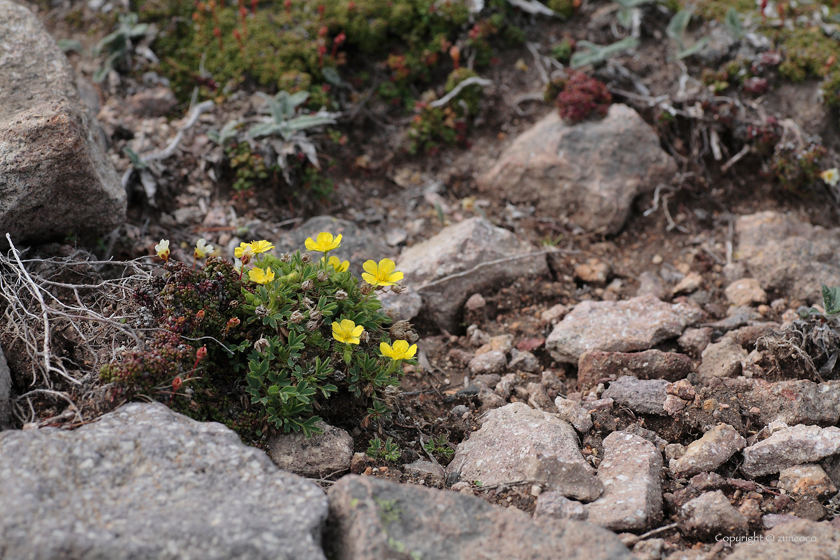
103 232 417 439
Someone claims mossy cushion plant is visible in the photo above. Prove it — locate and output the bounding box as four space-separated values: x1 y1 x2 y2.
103 233 417 438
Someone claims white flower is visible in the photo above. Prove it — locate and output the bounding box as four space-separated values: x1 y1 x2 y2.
155 239 170 261
820 168 840 187
194 238 214 259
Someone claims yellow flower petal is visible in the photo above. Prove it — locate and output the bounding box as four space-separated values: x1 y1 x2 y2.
380 342 394 358
351 324 364 338
389 271 404 283
362 260 378 275
250 240 275 254
393 340 409 354
305 237 319 251
379 258 396 274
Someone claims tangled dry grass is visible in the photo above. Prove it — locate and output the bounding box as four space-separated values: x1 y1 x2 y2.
0 235 154 428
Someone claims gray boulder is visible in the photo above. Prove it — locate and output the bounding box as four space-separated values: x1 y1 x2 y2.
477 104 676 235
0 402 328 560
325 474 633 560
0 0 125 245
547 295 703 364
398 218 548 331
733 211 840 305
267 420 354 478
0 343 10 430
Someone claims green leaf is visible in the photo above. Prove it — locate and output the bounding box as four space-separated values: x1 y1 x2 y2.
58 39 84 54
570 37 639 68
667 9 693 50
677 37 710 60
725 7 743 39
822 284 840 315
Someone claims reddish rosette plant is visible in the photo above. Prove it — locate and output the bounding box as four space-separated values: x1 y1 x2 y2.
554 71 612 124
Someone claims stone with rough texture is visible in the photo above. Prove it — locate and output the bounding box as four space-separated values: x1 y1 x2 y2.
469 350 508 376
679 491 748 539
0 0 125 245
585 432 663 531
672 424 746 478
127 86 178 118
446 402 589 487
602 376 669 416
577 349 694 392
398 217 548 331
0 402 328 560
0 343 10 430
404 460 446 486
276 216 393 278
725 278 767 307
508 348 540 373
524 455 603 502
554 396 593 433
742 424 840 477
741 379 840 427
678 327 713 356
325 475 633 560
477 105 676 235
534 492 589 520
778 464 837 500
547 295 703 364
728 520 840 560
697 338 747 381
267 420 354 478
377 289 423 322
734 211 840 305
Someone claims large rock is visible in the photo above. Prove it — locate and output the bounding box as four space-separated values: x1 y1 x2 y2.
577 349 693 392
742 424 840 477
446 402 589 487
728 519 840 560
275 216 393 278
0 402 328 560
547 295 703 364
671 424 746 478
325 475 633 560
733 211 840 304
398 218 548 331
678 490 748 539
477 104 676 235
585 432 663 531
740 379 840 427
0 343 10 430
267 420 354 478
602 377 669 416
0 0 125 245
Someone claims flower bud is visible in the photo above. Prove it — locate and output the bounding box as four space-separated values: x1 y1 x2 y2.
301 279 314 291
317 270 328 282
289 310 305 324
310 309 322 321
335 290 348 300
306 320 319 331
227 317 241 329
255 305 268 317
254 337 270 354
301 253 312 263
172 376 183 392
196 346 208 361
280 252 292 263
332 369 346 381
360 283 373 295
360 330 370 343
390 283 404 294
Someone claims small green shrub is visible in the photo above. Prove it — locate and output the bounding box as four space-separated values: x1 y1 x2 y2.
423 434 454 459
103 234 418 438
367 437 401 461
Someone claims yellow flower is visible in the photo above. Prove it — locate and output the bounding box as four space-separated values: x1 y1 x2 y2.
362 258 404 287
249 267 275 284
234 242 255 262
322 255 350 272
821 168 840 187
155 239 170 261
250 240 275 254
380 340 417 361
305 232 342 252
194 238 213 259
332 319 364 345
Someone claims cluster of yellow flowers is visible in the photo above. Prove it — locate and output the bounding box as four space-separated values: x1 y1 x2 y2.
153 231 415 362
